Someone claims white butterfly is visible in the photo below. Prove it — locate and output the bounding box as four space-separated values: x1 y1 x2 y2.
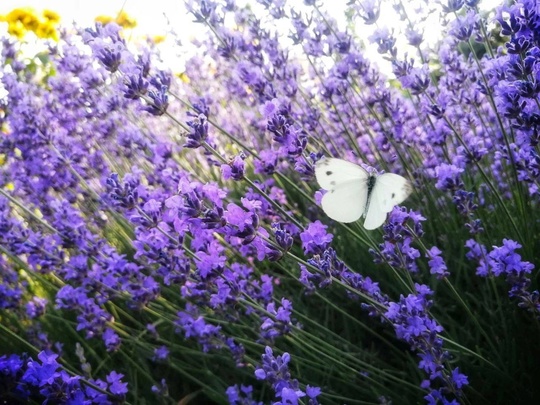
315 158 412 230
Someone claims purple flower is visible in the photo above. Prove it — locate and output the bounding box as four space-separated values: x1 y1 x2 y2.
260 298 293 341
106 370 128 395
299 221 333 255
441 0 464 13
103 328 121 352
96 43 124 73
433 163 464 191
123 72 148 99
272 222 294 251
26 297 48 318
222 154 246 181
224 203 260 246
451 367 469 389
0 354 24 378
371 208 425 273
185 113 209 149
277 386 305 405
0 350 129 402
153 345 170 361
254 150 279 175
467 239 539 316
306 385 321 404
106 173 139 209
405 28 424 46
356 0 381 24
226 384 263 405
22 351 60 387
143 85 169 116
401 65 431 94
260 98 280 118
449 10 479 41
385 285 467 402
427 247 449 279
254 346 316 403
176 305 225 352
369 27 396 55
151 378 169 396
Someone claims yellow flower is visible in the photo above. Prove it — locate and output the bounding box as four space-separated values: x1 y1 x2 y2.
35 21 59 41
1 8 60 39
153 35 166 44
4 8 24 23
43 9 60 23
7 22 26 39
115 11 137 29
15 9 40 31
177 72 190 84
95 11 137 29
95 15 114 25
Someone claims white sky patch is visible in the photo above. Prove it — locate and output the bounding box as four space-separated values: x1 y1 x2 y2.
0 0 187 36
0 0 505 75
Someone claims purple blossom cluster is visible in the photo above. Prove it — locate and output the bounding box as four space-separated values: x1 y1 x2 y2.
294 210 464 402
371 208 449 279
467 238 539 316
254 347 321 405
0 351 127 404
226 384 263 405
489 1 540 195
385 285 468 405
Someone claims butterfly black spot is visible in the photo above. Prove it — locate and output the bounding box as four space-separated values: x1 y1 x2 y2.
326 170 333 175
391 193 395 199
330 181 336 186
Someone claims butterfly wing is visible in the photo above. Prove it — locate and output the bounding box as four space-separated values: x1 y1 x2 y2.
315 158 369 223
321 181 368 223
363 173 412 230
315 158 369 190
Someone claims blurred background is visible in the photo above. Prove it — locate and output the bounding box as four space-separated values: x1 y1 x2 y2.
0 0 503 75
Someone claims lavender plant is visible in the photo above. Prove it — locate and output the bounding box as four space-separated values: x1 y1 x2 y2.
1 0 540 404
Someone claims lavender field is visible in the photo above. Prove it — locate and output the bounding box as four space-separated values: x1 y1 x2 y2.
1 0 540 404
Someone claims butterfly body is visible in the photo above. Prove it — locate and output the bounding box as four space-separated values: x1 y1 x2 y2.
315 158 412 229
364 175 377 215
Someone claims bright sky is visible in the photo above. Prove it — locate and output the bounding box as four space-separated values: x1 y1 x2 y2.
0 0 188 36
0 0 503 36
0 0 503 74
